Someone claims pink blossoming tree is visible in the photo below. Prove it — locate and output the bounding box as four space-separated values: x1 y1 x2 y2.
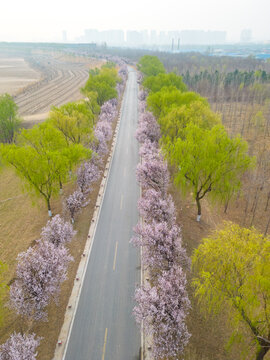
41 214 76 247
134 265 190 359
138 90 148 101
9 240 73 321
96 121 112 142
136 115 161 144
65 190 84 223
131 221 187 271
138 189 176 225
136 158 170 196
77 161 100 194
0 332 41 360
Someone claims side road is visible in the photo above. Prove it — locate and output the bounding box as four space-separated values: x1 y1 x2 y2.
55 67 141 360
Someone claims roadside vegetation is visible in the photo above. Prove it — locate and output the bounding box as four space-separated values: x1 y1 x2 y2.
133 85 190 359
135 55 270 360
0 94 21 144
0 60 127 358
140 55 254 222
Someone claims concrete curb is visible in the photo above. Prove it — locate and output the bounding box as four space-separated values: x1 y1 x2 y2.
53 91 125 360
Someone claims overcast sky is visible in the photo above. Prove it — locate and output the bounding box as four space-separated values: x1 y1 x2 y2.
0 0 269 43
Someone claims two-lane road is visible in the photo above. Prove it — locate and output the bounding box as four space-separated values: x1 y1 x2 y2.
64 68 141 360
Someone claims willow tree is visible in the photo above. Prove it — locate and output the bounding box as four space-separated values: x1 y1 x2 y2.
166 124 255 221
159 100 221 142
143 72 187 93
192 223 270 360
0 93 21 143
82 66 120 106
49 101 95 145
137 55 165 77
147 87 207 118
0 123 90 216
83 91 100 116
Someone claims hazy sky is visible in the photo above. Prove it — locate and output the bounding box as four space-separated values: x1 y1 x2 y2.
0 0 269 42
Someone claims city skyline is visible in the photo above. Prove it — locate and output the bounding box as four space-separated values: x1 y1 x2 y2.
0 0 269 43
74 28 228 47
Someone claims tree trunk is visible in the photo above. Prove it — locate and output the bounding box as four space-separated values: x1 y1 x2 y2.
59 178 63 194
264 215 270 237
256 344 269 360
265 191 270 211
224 198 229 213
196 196 201 222
47 198 52 217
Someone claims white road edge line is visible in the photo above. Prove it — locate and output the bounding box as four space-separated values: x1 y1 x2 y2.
53 76 128 360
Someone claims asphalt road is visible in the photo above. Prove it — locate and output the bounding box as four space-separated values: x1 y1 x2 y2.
64 68 141 360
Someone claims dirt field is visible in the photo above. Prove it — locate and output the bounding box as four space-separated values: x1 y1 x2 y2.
0 57 41 95
0 53 102 125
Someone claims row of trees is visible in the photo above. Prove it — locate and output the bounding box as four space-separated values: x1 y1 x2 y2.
139 55 254 221
0 63 123 216
0 215 76 358
139 55 270 359
0 60 128 358
132 78 190 358
180 62 270 234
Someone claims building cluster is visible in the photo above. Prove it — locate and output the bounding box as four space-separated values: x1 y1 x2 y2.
71 29 227 47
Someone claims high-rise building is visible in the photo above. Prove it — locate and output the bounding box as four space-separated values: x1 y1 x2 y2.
150 30 157 44
62 30 67 43
126 31 143 46
180 30 226 45
141 30 149 44
241 29 252 42
84 29 124 45
84 29 99 43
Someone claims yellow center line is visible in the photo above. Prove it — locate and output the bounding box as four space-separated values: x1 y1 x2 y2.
113 242 118 271
120 194 123 210
102 328 108 360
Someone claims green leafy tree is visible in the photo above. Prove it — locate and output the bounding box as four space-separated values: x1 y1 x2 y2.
165 124 255 221
0 93 21 143
143 72 187 93
82 67 119 105
102 61 116 69
83 91 100 115
138 55 165 77
147 87 207 118
0 123 90 215
159 101 221 142
192 222 270 360
49 101 95 145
